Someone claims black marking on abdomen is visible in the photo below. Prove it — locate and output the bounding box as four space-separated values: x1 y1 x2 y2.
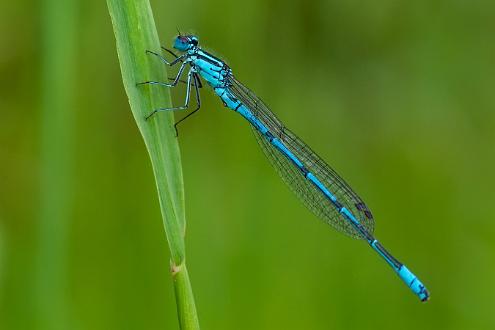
333 200 343 211
361 227 375 242
300 166 309 178
265 131 275 142
374 241 402 269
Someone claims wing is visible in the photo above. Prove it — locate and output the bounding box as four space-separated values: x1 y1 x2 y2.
228 76 374 239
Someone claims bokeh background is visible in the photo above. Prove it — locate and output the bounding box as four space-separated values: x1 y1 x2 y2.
1 0 495 329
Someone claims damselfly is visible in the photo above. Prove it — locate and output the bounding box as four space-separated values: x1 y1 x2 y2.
138 34 430 302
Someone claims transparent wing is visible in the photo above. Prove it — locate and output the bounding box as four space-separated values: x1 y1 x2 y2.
228 76 374 239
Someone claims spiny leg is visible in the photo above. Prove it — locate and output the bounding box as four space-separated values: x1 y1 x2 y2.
164 73 201 89
192 73 203 88
145 49 185 66
137 77 188 87
136 60 188 88
161 47 181 61
173 73 202 136
137 49 198 88
159 48 202 89
145 69 194 121
167 77 188 85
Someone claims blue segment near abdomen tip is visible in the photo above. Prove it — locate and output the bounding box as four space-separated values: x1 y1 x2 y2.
398 265 430 302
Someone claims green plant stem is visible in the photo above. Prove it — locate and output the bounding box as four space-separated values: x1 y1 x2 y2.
106 0 199 329
172 263 200 328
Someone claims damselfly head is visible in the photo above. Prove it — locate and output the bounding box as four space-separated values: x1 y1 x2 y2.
173 35 199 51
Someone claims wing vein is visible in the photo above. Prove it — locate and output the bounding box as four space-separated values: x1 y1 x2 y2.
228 76 375 238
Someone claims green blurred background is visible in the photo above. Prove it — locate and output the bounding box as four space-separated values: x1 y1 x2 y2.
1 0 495 329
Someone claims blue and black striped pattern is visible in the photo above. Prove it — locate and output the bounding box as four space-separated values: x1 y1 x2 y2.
141 34 429 302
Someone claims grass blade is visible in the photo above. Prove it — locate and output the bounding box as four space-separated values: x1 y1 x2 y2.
106 0 199 328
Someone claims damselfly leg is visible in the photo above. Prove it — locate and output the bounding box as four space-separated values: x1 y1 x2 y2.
159 47 203 88
161 47 181 60
145 49 185 66
137 58 188 88
172 73 202 134
136 48 202 136
144 68 202 136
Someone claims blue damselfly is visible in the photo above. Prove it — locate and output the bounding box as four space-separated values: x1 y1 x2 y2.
138 35 430 302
